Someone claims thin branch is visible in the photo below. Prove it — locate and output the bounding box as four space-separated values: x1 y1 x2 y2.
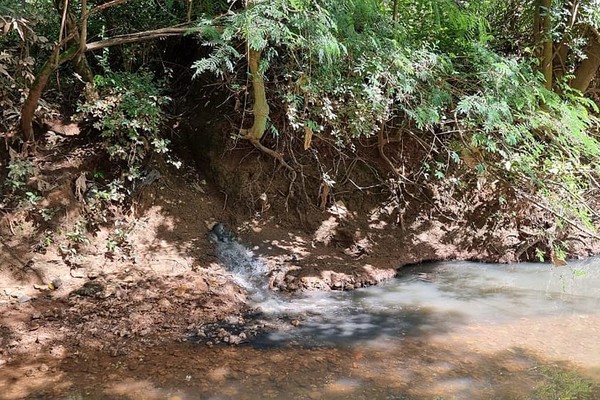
247 136 295 173
187 0 193 22
56 0 69 64
518 190 600 240
87 0 130 17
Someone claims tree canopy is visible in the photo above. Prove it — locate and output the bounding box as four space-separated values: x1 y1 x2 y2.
2 0 600 244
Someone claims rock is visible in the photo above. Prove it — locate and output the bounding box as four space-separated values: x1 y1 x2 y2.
87 270 100 280
50 277 62 289
18 294 32 303
208 223 235 243
39 364 49 372
69 269 86 278
228 335 242 345
71 281 104 297
31 312 42 320
158 298 171 308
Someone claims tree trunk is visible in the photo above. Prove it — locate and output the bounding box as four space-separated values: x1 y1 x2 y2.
243 49 269 142
571 37 600 93
540 0 553 90
20 45 78 141
533 0 540 45
240 48 294 172
392 0 399 22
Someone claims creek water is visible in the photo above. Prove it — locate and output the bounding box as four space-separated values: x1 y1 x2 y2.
254 259 600 348
190 236 600 399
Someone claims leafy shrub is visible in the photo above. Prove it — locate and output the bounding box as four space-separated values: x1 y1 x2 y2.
77 70 171 181
192 0 600 228
535 366 596 400
6 156 35 189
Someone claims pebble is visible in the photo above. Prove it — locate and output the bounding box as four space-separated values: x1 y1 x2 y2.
228 335 242 345
70 269 86 278
50 277 63 289
18 294 32 303
158 298 171 308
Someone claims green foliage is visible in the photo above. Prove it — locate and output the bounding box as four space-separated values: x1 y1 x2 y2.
452 45 599 225
77 70 170 181
395 0 492 49
193 0 344 77
534 366 596 400
105 220 133 256
65 220 89 244
2 0 597 243
6 157 35 189
190 0 600 229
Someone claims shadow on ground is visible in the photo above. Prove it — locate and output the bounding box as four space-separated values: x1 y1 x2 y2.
1 328 598 400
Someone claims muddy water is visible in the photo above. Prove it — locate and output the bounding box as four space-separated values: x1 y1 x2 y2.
256 260 600 347
34 259 600 399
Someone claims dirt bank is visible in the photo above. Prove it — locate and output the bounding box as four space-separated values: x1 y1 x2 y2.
1 126 600 398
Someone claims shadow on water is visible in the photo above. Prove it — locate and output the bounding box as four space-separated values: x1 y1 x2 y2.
251 306 464 348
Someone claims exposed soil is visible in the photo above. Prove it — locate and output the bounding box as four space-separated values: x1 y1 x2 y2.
2 125 600 399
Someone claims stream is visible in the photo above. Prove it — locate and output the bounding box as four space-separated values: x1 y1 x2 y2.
253 259 600 348
182 233 600 399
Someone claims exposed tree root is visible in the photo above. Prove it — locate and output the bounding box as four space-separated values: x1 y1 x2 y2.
244 135 295 174
377 123 404 179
